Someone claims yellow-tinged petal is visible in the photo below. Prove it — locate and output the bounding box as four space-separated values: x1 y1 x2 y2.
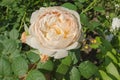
20 32 26 43
40 54 49 62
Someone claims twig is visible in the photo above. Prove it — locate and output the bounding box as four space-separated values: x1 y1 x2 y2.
18 12 26 32
81 0 99 14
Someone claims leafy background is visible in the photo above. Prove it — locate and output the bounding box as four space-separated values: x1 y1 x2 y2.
0 0 120 80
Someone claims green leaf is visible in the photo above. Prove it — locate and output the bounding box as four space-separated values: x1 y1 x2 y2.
9 49 21 60
27 52 40 63
62 3 77 11
61 55 72 66
37 60 54 71
90 21 101 30
0 35 6 42
75 2 83 9
2 39 18 55
111 49 117 55
0 0 15 6
70 67 81 80
9 29 19 40
80 14 89 26
118 63 120 68
106 51 118 64
69 51 80 64
106 62 120 80
71 53 78 64
104 56 113 66
99 70 112 80
26 70 46 80
2 76 19 80
0 57 12 76
56 64 69 75
90 44 99 49
12 56 28 77
78 61 98 79
101 38 113 51
96 37 102 44
94 6 105 13
91 21 100 27
0 42 4 53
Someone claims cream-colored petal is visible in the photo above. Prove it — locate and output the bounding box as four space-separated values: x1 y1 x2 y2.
39 49 56 57
61 7 81 27
25 36 56 56
54 50 68 59
30 10 39 24
66 42 80 50
26 36 40 49
30 7 46 24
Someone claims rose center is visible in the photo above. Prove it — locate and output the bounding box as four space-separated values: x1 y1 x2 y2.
40 12 76 40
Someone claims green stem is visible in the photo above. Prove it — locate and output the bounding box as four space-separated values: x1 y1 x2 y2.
81 0 98 14
18 12 26 32
5 6 9 20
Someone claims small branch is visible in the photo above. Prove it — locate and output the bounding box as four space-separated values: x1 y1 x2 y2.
18 12 26 32
81 0 99 14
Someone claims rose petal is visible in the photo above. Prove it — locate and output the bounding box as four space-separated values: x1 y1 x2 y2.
26 36 40 49
30 7 46 24
40 54 49 62
20 32 26 43
66 42 80 50
61 7 82 30
54 50 68 59
26 36 56 56
30 10 39 24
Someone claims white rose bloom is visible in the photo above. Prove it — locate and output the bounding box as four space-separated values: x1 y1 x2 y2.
111 17 120 31
22 6 82 59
